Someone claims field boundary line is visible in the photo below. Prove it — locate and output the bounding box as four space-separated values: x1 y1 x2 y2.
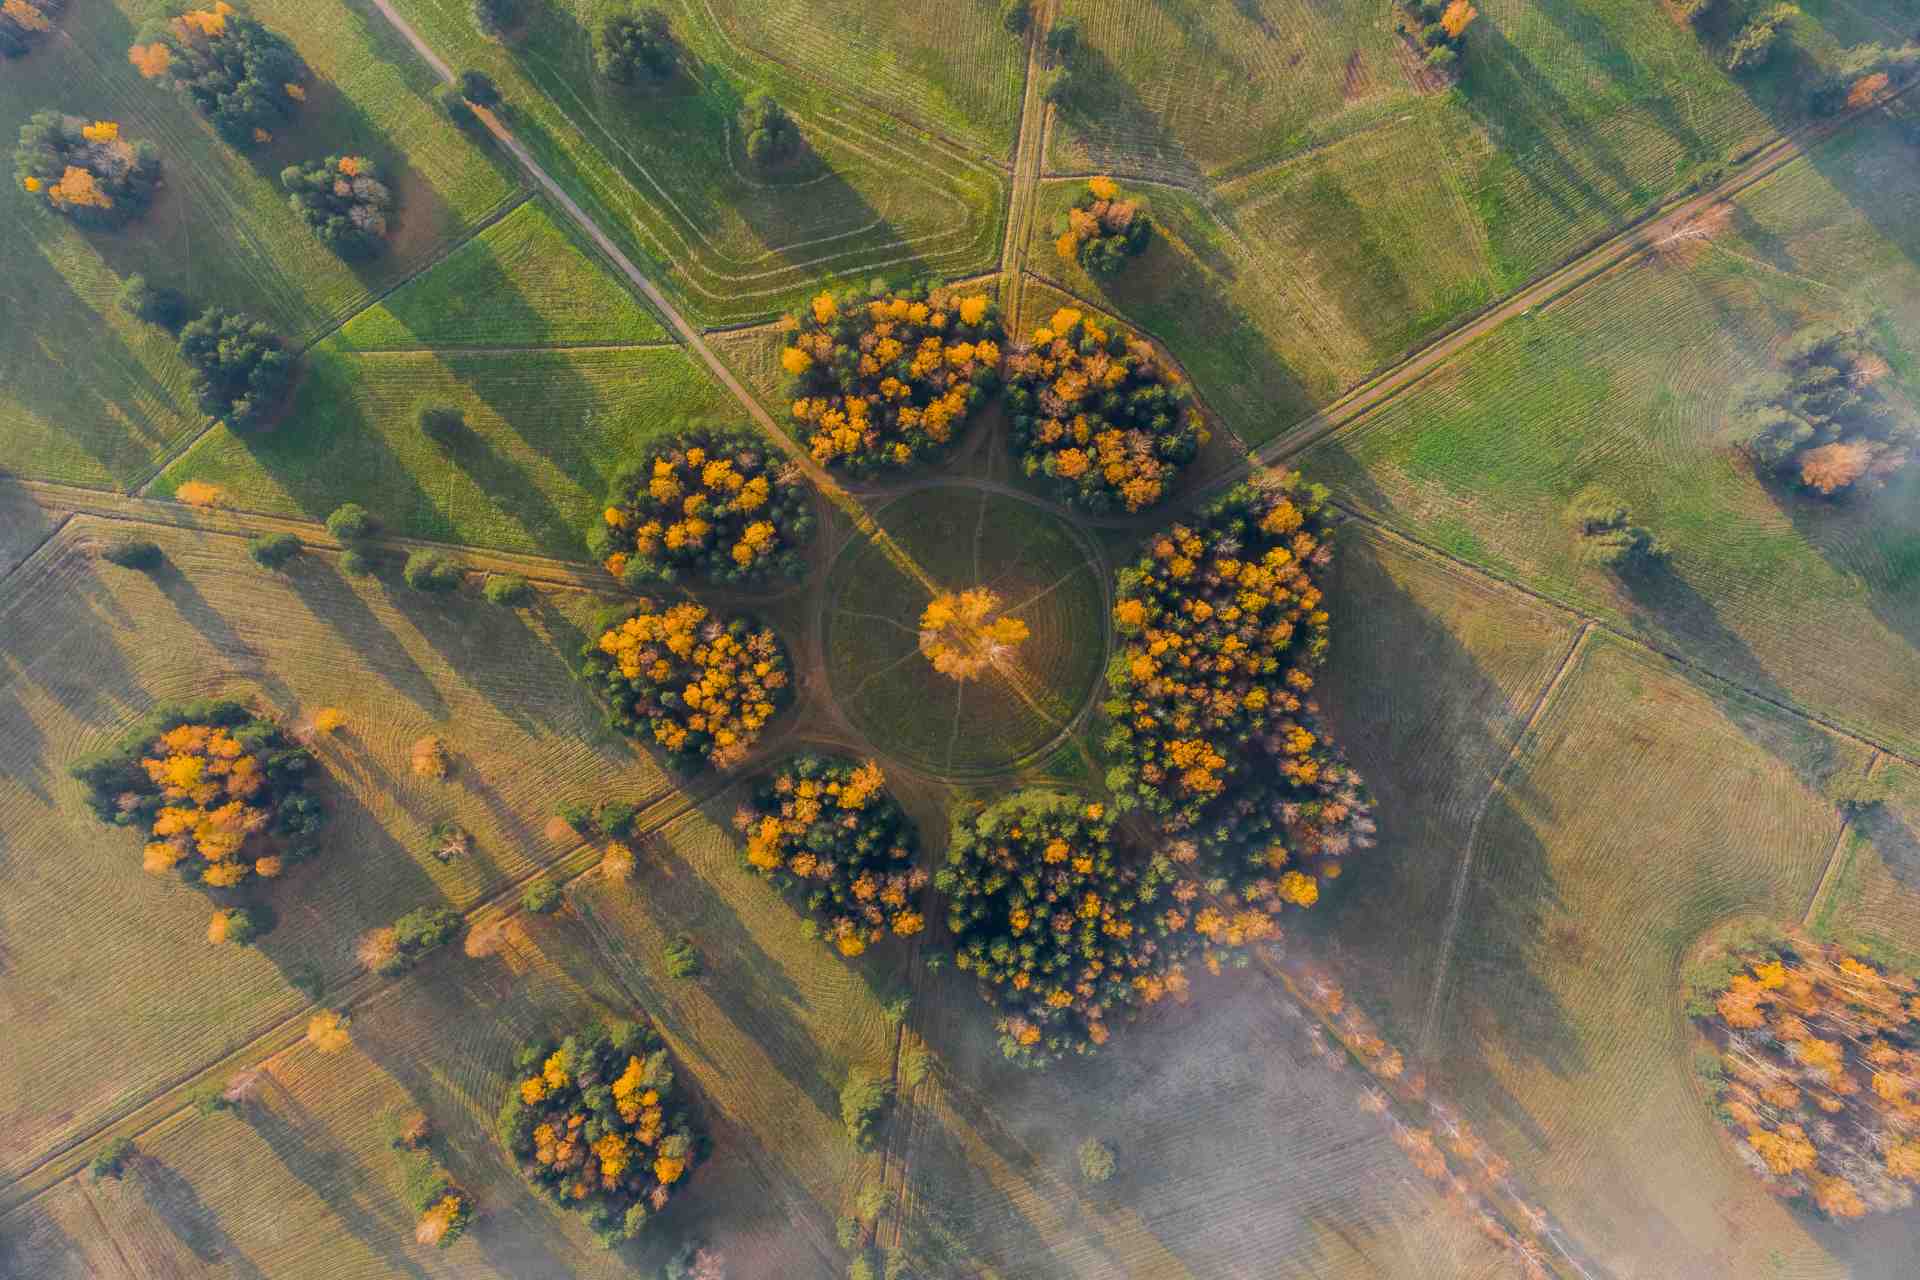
338 339 682 356
999 0 1057 335
1802 749 1885 929
125 187 538 499
0 508 75 591
1416 620 1594 1064
0 782 725 1216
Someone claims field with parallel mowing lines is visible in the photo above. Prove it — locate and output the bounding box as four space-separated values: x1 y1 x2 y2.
384 0 1007 326
1300 119 1920 758
152 344 733 559
1300 526 1583 1043
898 960 1514 1279
331 197 668 350
0 0 519 487
1811 758 1920 971
1421 632 1909 1277
825 485 1107 776
707 0 1026 155
0 518 676 1180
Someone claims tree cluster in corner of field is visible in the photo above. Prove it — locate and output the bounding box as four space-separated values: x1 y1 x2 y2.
1389 0 1478 74
1054 175 1152 277
1728 319 1916 496
14 111 162 228
128 5 309 150
589 422 815 588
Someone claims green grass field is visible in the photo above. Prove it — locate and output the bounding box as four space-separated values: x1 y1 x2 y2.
1810 758 1920 973
151 343 736 559
0 0 520 487
824 485 1108 776
332 196 669 350
1418 631 1895 1276
382 0 1007 326
0 517 673 1180
1297 118 1920 758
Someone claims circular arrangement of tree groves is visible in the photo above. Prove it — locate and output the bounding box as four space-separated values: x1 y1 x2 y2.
824 484 1107 776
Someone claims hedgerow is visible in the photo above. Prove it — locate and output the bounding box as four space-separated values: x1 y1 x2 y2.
1006 307 1204 513
782 285 1004 473
736 755 925 956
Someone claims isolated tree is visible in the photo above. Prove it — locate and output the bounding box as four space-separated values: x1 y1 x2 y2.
418 404 467 445
459 68 501 105
1567 491 1667 569
325 502 376 541
177 308 293 429
0 0 64 59
918 588 1029 682
440 85 478 128
1726 4 1797 73
839 1069 891 1149
1002 0 1032 36
1055 175 1152 275
411 735 450 779
597 8 674 83
281 155 394 258
15 112 163 229
307 1009 351 1053
743 93 801 168
128 5 309 148
1077 1138 1116 1183
472 0 519 40
119 274 190 330
100 537 163 570
522 877 561 914
90 1137 136 1181
248 532 301 569
663 934 700 978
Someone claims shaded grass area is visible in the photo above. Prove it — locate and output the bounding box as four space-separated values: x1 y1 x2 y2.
151 344 735 559
824 485 1107 775
383 0 1006 325
1424 632 1892 1275
1300 120 1920 757
1299 525 1582 1045
707 0 1025 154
0 0 518 486
0 518 672 1179
1811 758 1920 973
333 197 669 349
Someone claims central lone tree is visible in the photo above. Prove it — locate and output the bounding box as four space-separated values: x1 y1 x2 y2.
918 588 1029 682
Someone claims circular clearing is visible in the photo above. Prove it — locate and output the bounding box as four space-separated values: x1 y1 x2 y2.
825 484 1109 778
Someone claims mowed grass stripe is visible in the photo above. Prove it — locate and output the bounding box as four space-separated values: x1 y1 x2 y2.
1425 632 1878 1276
0 518 675 1179
151 344 737 560
334 196 670 350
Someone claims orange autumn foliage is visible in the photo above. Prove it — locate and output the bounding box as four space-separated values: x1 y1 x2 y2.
918 588 1029 682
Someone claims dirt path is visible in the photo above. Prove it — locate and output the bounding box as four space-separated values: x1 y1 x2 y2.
998 0 1056 334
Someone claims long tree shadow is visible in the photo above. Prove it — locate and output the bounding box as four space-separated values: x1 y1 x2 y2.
1052 42 1203 185
282 553 450 719
127 1154 269 1279
149 560 299 712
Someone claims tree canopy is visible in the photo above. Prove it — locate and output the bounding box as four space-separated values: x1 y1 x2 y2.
0 0 64 59
177 308 294 429
1729 321 1915 495
1055 176 1152 276
128 4 308 149
281 155 394 258
596 8 674 83
743 93 801 168
14 112 162 228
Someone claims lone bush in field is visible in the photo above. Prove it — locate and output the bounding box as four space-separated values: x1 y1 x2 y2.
120 274 191 331
1693 938 1920 1218
1054 176 1152 276
459 68 501 105
1725 4 1796 73
404 1157 473 1248
581 601 792 770
839 1069 891 1150
15 113 162 228
663 934 700 978
1077 1138 1116 1184
90 1136 136 1181
281 155 394 258
178 309 293 429
783 284 1004 473
590 423 814 587
521 877 561 914
71 700 323 908
737 756 925 957
1005 307 1204 513
597 8 673 83
0 0 63 58
1567 490 1667 569
129 5 308 149
742 93 800 168
418 405 466 446
247 532 300 569
100 537 163 570
1729 321 1915 495
498 1019 705 1246
404 549 464 592
1104 476 1375 885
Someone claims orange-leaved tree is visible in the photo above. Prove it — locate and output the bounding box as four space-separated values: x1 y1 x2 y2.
918 588 1029 682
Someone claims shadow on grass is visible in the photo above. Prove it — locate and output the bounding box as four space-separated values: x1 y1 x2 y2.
129 1155 269 1279
150 561 299 711
282 555 450 719
1052 43 1202 185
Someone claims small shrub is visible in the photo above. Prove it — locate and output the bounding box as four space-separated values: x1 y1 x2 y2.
1726 4 1796 74
600 841 637 881
90 1136 136 1181
483 572 533 607
880 993 912 1027
521 877 561 914
174 479 229 508
426 818 471 862
596 799 639 838
900 1045 930 1087
287 962 326 1002
459 68 500 105
339 547 373 577
100 536 163 570
307 1009 351 1053
1077 1138 1116 1184
403 549 463 592
247 532 301 570
1003 0 1032 35
663 934 700 978
207 906 263 946
1568 492 1667 569
119 273 190 330
839 1070 891 1150
325 502 376 541
190 1081 233 1116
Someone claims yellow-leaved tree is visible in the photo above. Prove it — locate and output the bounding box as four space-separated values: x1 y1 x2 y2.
918 588 1029 682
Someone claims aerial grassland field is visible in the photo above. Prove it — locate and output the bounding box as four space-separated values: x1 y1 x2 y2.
0 518 675 1180
0 0 519 487
1810 757 1920 971
1298 119 1920 757
1419 631 1894 1277
382 0 1008 326
152 344 736 559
